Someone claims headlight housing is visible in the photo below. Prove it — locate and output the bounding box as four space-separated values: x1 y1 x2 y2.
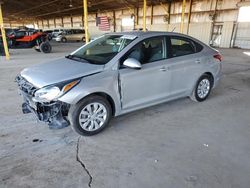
33 79 80 103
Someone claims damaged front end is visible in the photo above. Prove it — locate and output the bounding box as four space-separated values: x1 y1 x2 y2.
16 75 70 129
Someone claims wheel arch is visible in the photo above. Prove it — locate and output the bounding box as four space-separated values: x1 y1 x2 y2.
203 72 214 87
76 92 116 116
190 71 215 97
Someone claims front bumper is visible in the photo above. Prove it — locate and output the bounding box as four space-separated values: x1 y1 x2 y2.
53 37 62 42
16 76 70 129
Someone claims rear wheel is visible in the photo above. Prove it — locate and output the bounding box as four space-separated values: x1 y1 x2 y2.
68 96 112 136
40 42 52 53
191 74 213 102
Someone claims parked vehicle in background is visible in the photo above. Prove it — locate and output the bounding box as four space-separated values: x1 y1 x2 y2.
51 29 64 39
4 28 19 35
16 31 222 136
0 31 5 56
54 29 85 42
44 29 53 40
6 28 52 53
1 28 21 55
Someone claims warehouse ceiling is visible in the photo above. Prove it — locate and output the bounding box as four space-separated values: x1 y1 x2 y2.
2 0 175 22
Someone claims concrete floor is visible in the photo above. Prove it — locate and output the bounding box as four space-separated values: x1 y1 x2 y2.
0 43 250 188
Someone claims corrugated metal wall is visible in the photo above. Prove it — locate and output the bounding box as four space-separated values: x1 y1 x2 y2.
220 21 234 48
234 23 250 49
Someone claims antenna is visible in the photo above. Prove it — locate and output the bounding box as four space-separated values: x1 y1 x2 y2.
171 27 176 32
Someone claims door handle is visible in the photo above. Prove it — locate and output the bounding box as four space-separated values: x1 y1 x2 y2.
195 59 201 64
160 67 167 71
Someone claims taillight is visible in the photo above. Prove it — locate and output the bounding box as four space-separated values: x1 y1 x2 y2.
213 54 222 62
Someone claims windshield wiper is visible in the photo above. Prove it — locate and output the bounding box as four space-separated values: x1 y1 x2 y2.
65 54 90 63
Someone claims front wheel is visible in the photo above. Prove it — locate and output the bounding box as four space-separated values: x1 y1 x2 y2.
190 74 213 102
68 96 112 136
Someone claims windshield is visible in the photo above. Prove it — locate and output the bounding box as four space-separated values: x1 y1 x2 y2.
70 35 136 65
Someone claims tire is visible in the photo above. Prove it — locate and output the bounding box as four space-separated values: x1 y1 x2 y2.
40 42 52 53
61 37 67 43
68 95 112 136
190 74 213 102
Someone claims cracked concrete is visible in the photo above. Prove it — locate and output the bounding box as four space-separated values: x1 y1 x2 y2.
76 137 93 187
1 44 250 188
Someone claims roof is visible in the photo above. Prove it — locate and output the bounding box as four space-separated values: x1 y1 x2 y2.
106 31 208 46
108 31 189 38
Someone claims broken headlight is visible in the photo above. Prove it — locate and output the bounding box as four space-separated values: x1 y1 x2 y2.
33 79 80 103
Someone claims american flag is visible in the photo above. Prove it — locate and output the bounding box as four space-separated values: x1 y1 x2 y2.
96 16 110 31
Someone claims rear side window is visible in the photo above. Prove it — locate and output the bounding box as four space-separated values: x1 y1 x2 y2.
170 37 196 57
194 41 203 52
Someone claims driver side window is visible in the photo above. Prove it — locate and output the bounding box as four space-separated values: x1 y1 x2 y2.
122 36 166 66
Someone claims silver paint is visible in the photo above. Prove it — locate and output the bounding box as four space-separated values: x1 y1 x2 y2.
19 31 222 117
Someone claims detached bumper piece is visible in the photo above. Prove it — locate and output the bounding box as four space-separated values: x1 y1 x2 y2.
22 101 70 129
16 75 70 129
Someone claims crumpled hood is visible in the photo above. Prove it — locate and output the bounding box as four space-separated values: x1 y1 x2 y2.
21 57 104 88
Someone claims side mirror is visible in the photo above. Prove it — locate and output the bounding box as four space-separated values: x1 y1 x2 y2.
123 58 142 70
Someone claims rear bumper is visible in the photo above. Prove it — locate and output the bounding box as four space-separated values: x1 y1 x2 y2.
213 62 223 88
213 73 222 88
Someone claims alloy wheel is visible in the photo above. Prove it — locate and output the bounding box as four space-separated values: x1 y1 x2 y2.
78 102 107 131
197 78 210 99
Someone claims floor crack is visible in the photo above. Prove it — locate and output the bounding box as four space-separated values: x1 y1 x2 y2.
76 136 93 187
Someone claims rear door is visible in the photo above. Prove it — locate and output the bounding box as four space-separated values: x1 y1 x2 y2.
119 36 172 110
167 36 203 97
72 29 84 41
67 30 75 41
77 29 85 41
72 29 78 41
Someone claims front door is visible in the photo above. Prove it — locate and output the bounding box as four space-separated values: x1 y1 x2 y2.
119 36 171 110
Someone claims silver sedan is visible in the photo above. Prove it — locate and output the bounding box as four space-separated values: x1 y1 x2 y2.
16 31 222 136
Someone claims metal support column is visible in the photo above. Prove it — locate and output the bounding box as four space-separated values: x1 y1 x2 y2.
113 11 116 32
61 17 64 28
0 2 10 60
143 0 147 31
180 0 186 33
70 15 73 28
150 5 154 25
187 0 193 34
136 7 139 28
168 1 171 24
54 18 56 28
83 0 89 43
